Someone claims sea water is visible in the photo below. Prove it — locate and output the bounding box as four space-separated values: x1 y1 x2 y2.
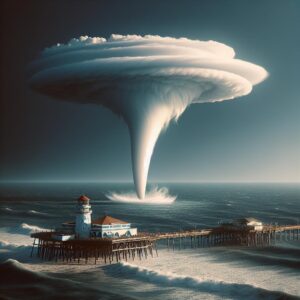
0 183 299 300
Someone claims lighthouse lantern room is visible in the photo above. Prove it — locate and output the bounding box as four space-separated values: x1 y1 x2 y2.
75 195 92 239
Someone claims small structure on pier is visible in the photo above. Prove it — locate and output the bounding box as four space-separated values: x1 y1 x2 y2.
91 215 137 238
221 217 263 231
52 232 74 241
236 217 263 231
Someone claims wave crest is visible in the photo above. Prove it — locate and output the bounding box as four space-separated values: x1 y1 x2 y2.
27 209 49 216
106 187 176 204
0 207 50 217
19 223 49 235
114 262 297 300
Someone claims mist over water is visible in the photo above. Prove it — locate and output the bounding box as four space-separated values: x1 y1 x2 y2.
0 183 299 300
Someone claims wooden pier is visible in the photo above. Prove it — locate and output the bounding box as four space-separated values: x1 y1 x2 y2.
31 224 300 264
154 224 300 249
31 232 158 264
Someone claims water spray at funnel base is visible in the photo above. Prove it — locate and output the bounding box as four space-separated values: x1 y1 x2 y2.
106 186 176 204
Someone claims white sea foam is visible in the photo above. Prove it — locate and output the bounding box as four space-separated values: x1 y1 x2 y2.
0 223 49 251
106 187 176 204
0 237 32 262
27 209 49 216
3 207 13 212
0 240 26 249
18 223 49 234
0 207 17 214
115 261 294 300
0 207 51 217
0 224 50 262
0 223 49 246
117 248 300 298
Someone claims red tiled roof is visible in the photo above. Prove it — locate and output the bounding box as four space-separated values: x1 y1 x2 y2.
93 215 128 225
78 195 90 202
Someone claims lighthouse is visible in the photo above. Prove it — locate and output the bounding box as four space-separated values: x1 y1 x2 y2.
75 195 92 239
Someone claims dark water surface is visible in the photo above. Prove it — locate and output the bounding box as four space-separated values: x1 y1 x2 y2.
0 183 299 299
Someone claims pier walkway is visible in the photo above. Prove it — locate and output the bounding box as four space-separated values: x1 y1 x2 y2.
31 224 300 264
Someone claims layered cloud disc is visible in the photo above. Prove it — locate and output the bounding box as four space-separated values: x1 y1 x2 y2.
29 34 268 199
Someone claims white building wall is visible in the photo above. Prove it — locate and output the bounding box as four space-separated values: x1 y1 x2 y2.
75 207 92 239
102 227 137 238
253 224 263 231
247 221 263 231
52 234 75 241
91 227 137 238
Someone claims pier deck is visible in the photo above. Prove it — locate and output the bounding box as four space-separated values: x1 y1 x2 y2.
31 224 300 264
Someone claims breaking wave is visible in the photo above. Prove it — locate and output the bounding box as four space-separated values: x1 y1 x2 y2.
218 247 300 270
0 259 137 300
112 262 298 300
0 223 49 262
0 239 30 249
17 223 49 235
2 207 14 212
0 238 32 262
27 209 49 216
1 223 50 236
0 207 51 217
106 187 176 204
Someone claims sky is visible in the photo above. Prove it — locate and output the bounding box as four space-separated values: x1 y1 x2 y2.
1 0 299 183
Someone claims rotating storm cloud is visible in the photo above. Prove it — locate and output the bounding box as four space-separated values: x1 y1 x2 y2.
29 34 267 200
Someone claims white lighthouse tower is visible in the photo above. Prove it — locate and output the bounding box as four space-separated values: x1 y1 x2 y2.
75 195 92 239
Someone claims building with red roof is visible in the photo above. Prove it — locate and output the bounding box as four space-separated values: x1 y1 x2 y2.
58 195 137 239
91 215 137 238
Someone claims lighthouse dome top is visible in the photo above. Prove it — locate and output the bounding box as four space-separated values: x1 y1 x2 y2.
78 195 90 203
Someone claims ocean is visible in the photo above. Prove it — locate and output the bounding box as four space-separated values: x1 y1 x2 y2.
0 182 299 300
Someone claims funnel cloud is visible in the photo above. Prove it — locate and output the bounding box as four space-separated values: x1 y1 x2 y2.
29 34 267 199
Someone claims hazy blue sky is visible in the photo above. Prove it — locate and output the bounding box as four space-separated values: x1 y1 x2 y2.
1 0 299 183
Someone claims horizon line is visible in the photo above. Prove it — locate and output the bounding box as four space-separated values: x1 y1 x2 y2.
0 179 299 184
